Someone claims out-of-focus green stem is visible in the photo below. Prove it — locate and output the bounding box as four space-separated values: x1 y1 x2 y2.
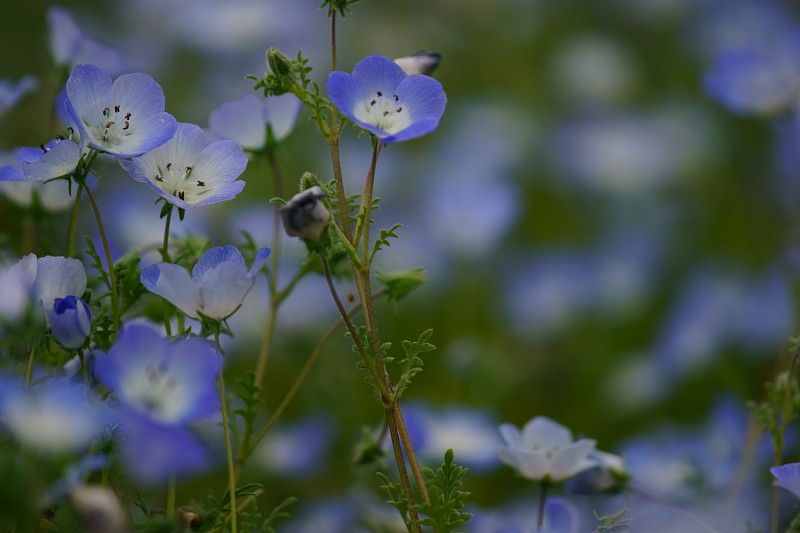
215 329 237 533
83 184 120 332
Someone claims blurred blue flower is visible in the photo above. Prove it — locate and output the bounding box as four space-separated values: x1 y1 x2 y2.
0 149 75 211
31 255 87 314
119 122 247 209
255 415 333 477
0 253 37 322
703 32 800 115
327 54 446 143
141 245 270 321
499 416 596 483
65 64 177 158
467 497 580 533
0 76 36 116
48 295 92 349
48 6 131 76
94 324 220 424
209 93 302 151
771 462 800 499
0 377 107 455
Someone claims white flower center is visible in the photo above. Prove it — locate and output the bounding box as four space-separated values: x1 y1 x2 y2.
123 361 188 423
89 104 134 147
153 161 210 204
353 90 413 134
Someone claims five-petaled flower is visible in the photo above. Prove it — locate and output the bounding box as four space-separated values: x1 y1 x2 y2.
208 93 302 152
65 64 177 158
119 122 247 209
498 416 597 483
771 462 800 500
0 136 82 184
141 245 270 322
327 54 446 143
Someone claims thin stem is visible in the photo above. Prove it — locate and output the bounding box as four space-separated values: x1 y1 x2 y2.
166 472 177 518
394 403 431 507
215 329 238 533
329 139 352 241
629 486 720 533
537 481 549 531
321 255 388 399
772 349 800 533
83 185 120 331
330 10 337 72
386 411 422 533
161 205 173 262
66 150 99 257
354 141 381 262
24 344 36 387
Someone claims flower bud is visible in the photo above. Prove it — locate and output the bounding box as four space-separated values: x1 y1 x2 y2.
48 295 91 349
70 485 127 533
267 48 293 78
280 186 331 239
394 51 441 76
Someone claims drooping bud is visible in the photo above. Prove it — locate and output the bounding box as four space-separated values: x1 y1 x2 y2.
70 485 127 533
394 51 441 76
280 186 331 239
48 295 92 349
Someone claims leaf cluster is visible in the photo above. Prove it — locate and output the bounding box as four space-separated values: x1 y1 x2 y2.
234 371 263 457
321 0 364 17
392 329 435 403
593 508 633 533
417 449 473 532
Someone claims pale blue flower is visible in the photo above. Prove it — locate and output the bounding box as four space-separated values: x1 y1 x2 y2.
209 93 302 151
48 295 92 349
141 245 270 321
327 54 446 143
65 64 177 158
48 6 131 75
0 137 82 184
31 255 88 313
0 76 36 116
255 416 333 477
119 122 247 209
499 416 596 483
0 377 106 455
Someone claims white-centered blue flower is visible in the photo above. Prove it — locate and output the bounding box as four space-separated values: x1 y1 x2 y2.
119 122 247 209
48 6 131 76
141 245 270 321
65 64 177 158
94 324 220 425
327 54 447 143
498 416 596 483
0 136 83 184
771 463 800 500
209 93 302 151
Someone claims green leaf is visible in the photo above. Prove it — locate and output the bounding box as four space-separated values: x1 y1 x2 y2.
261 496 298 533
593 508 633 532
376 472 413 532
393 329 435 402
416 449 473 533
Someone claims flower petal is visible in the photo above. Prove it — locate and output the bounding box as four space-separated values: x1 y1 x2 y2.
141 262 200 318
264 93 303 142
66 65 113 140
498 422 522 447
22 140 82 182
32 256 87 310
209 94 267 150
550 438 596 481
521 416 573 449
248 248 271 278
99 112 177 158
498 445 549 481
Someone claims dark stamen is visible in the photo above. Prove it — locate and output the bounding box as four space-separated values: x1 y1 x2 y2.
40 144 48 152
396 107 403 112
114 104 121 113
55 134 64 141
376 91 382 97
123 121 129 130
102 107 110 116
166 163 172 171
105 121 115 128
393 94 399 101
67 127 74 136
197 180 205 187
155 174 163 182
383 111 390 116
178 191 185 201
125 112 132 120
370 99 377 106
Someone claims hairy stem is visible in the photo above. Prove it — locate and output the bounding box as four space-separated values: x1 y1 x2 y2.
84 184 120 332
537 481 548 531
66 150 99 257
215 330 237 533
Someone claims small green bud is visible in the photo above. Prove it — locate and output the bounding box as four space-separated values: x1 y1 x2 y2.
267 48 292 78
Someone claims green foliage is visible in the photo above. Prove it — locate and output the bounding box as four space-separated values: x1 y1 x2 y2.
260 496 298 533
114 251 146 315
354 325 392 402
321 0 364 17
83 236 111 300
376 268 428 302
370 222 402 264
593 508 633 532
234 371 263 457
417 449 472 532
392 329 435 403
744 521 764 533
352 426 386 467
195 483 270 532
376 471 413 533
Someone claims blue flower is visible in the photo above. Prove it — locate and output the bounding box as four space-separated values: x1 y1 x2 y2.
65 64 177 158
209 93 302 151
771 463 800 500
0 137 83 184
141 245 270 321
48 6 131 76
327 54 446 143
119 122 247 209
0 377 107 455
48 295 92 349
0 76 36 117
94 325 221 485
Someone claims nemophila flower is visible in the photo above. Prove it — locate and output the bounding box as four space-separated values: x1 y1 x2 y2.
0 76 37 116
467 497 580 533
208 93 302 151
280 186 331 239
48 6 131 76
65 64 177 158
0 137 83 184
498 416 596 483
0 254 37 322
327 54 446 143
31 255 88 313
94 325 220 484
141 245 270 321
70 485 127 533
48 295 92 349
255 416 333 477
771 463 800 499
119 122 247 209
0 377 106 455
0 149 76 211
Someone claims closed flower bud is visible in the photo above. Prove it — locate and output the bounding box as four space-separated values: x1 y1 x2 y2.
280 186 331 239
70 485 127 533
394 50 442 76
48 295 91 349
267 48 293 78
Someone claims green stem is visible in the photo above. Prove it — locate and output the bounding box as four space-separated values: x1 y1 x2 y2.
83 185 120 332
215 329 238 533
161 206 174 336
66 150 99 257
24 344 36 387
537 481 549 531
166 472 176 518
386 409 422 533
330 9 337 72
354 140 381 263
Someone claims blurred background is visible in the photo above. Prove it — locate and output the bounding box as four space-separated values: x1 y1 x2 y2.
1 0 798 530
